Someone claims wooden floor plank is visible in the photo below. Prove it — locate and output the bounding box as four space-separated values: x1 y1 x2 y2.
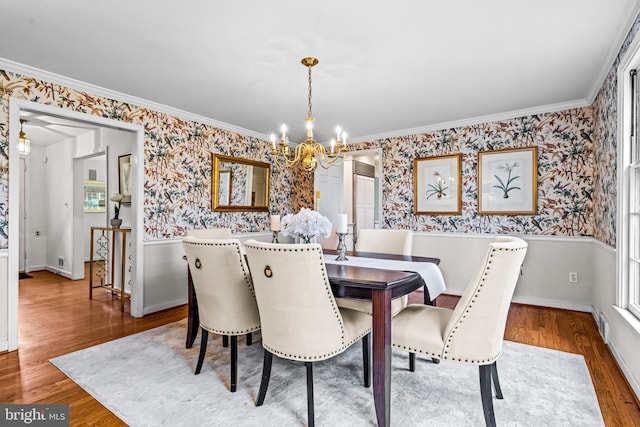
1 270 638 426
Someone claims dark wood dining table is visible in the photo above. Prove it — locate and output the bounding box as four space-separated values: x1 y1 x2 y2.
184 249 440 427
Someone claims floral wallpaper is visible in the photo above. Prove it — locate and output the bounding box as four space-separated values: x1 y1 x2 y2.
590 14 640 247
349 108 596 237
0 70 310 247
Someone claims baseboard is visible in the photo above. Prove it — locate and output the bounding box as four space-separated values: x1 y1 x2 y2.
608 337 640 403
44 266 72 279
442 290 593 312
510 295 593 312
143 298 187 315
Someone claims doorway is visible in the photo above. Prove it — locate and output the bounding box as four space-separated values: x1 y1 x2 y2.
314 148 383 250
8 98 145 351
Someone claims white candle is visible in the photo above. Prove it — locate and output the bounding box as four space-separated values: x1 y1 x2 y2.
270 133 276 150
336 214 348 234
270 215 281 231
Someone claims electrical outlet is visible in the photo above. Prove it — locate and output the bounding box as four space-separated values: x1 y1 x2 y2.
35 230 40 237
569 272 578 283
58 256 64 267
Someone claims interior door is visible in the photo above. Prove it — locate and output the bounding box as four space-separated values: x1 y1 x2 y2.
355 175 375 231
314 165 344 227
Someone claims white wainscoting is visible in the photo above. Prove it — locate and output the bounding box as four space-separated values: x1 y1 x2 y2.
590 242 640 400
413 233 596 311
141 232 273 315
0 251 7 351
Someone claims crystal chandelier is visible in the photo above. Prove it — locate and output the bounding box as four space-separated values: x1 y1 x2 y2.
270 57 347 172
18 119 31 155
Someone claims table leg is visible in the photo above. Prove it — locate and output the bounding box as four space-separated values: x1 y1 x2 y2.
186 266 200 349
371 288 392 427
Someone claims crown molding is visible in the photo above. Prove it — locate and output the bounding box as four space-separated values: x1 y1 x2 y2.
348 98 591 143
0 58 266 140
586 2 640 104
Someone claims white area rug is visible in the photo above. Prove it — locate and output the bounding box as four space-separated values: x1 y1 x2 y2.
50 319 604 426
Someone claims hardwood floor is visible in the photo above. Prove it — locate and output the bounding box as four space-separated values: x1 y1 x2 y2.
1 269 639 426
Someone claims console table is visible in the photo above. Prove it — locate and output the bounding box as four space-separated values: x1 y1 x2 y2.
89 226 131 312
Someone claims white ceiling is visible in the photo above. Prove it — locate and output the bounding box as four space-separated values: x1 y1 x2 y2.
19 112 98 146
2 1 639 145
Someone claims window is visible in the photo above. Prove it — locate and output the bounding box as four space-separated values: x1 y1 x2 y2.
620 41 640 320
629 70 640 318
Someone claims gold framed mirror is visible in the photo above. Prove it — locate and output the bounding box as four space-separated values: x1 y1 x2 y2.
212 154 271 212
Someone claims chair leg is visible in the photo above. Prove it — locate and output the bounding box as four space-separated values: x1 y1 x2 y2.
195 328 208 375
490 361 503 399
256 350 273 406
230 335 238 392
246 332 253 346
306 362 315 427
409 352 416 372
479 364 497 427
222 335 229 347
362 333 371 388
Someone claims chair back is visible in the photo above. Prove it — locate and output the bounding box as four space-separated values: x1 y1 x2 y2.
442 236 527 363
182 237 260 335
355 229 413 255
243 240 349 361
186 227 232 239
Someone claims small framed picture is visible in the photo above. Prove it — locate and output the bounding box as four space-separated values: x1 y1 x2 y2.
478 147 537 215
118 154 132 204
413 154 462 215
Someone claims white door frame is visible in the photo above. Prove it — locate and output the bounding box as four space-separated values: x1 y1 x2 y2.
8 98 146 351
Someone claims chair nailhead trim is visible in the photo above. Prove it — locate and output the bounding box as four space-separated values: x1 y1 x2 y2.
441 245 526 359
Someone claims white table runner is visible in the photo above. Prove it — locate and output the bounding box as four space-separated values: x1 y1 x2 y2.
323 255 446 300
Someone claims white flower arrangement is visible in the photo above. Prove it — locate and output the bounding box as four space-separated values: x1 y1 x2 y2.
280 207 332 243
110 193 125 219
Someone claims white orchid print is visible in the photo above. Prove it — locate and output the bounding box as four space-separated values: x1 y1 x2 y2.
426 171 448 200
493 161 521 198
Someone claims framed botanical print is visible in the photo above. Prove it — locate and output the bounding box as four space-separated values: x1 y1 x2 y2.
478 147 537 215
118 154 132 204
413 154 462 215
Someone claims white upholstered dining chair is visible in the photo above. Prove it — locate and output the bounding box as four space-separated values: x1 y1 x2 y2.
391 236 528 427
335 228 414 316
181 236 261 392
243 239 372 427
355 228 413 255
186 227 239 346
186 227 232 239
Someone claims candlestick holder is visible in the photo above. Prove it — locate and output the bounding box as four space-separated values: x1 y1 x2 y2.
335 232 348 261
271 230 279 243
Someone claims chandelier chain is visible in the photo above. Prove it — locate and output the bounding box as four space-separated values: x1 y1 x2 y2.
307 65 313 119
